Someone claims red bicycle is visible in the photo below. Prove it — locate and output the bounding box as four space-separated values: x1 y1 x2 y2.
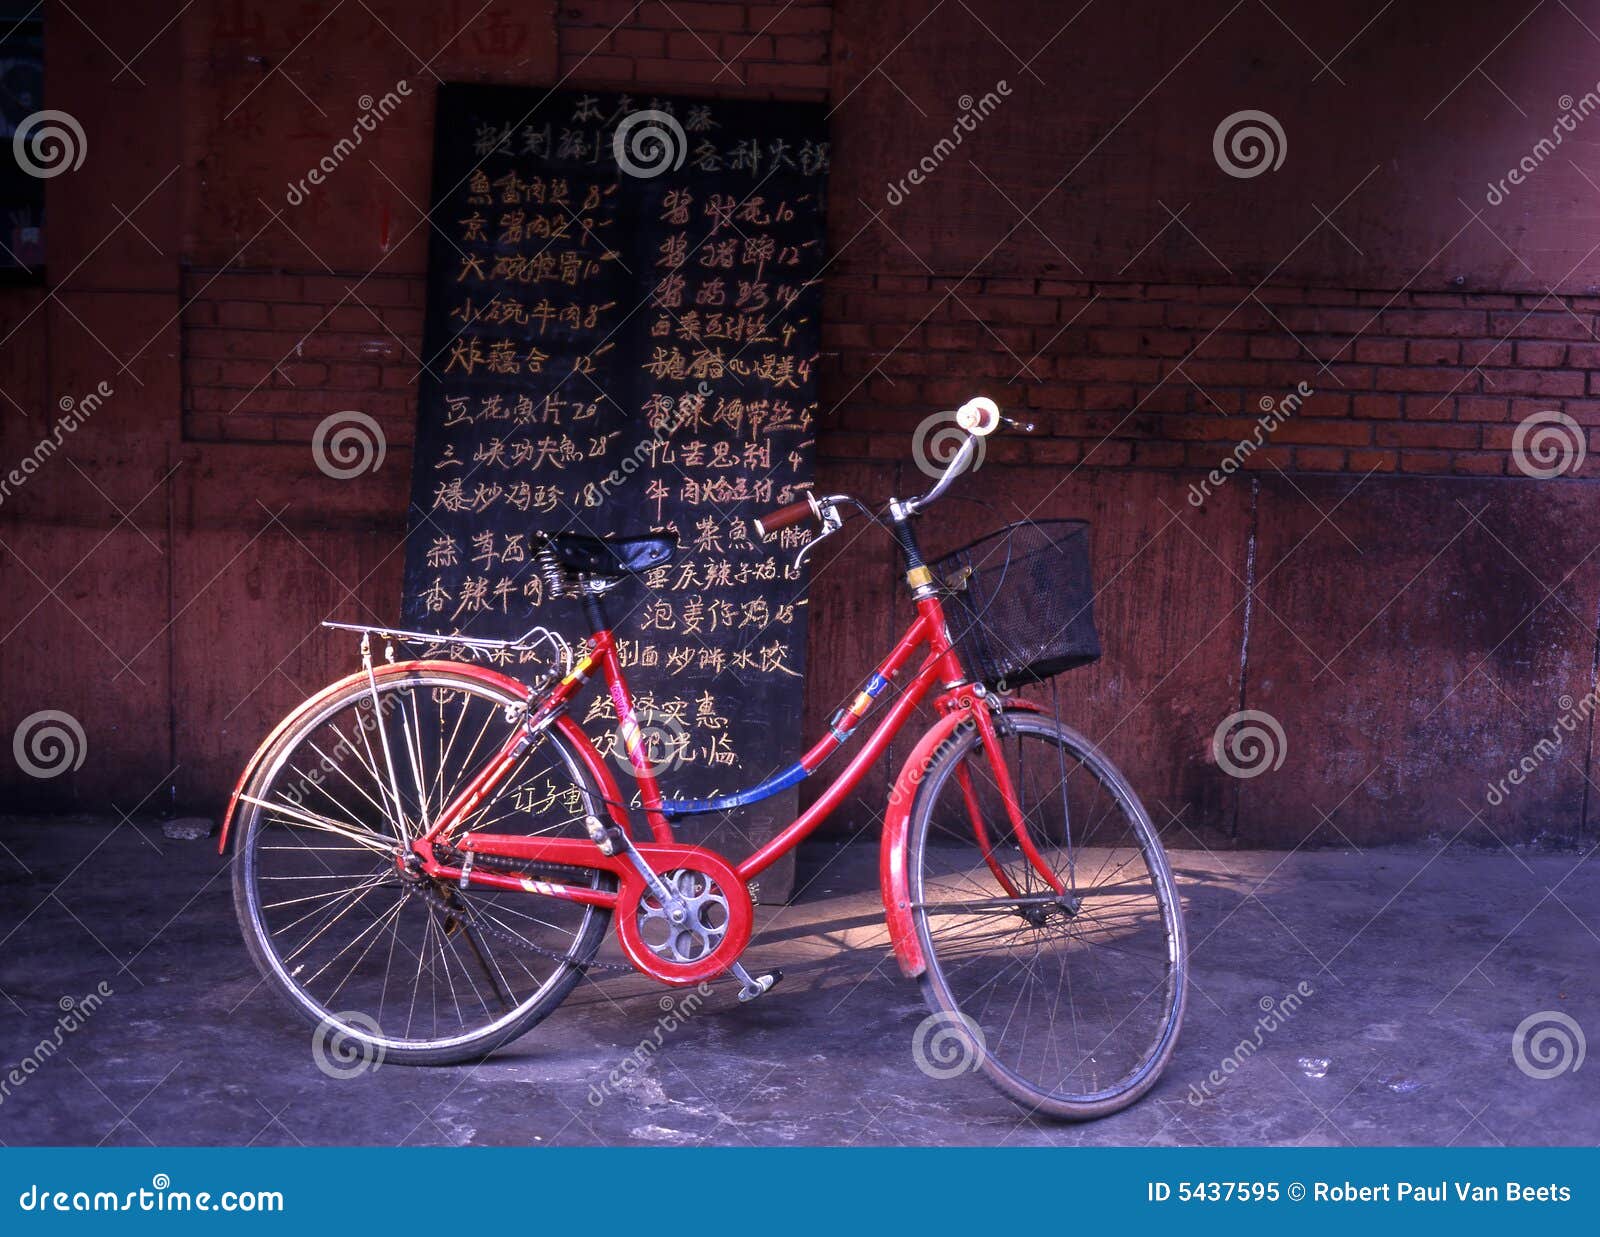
224 397 1187 1119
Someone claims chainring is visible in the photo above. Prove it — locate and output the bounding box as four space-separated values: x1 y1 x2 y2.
637 868 732 964
613 849 754 986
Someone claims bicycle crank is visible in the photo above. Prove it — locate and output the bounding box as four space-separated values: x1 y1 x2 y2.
452 825 756 986
635 869 781 1000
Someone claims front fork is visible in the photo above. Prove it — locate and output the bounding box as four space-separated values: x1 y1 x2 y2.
960 695 1071 903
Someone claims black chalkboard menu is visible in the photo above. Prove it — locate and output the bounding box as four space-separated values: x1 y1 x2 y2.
400 84 829 895
0 21 46 273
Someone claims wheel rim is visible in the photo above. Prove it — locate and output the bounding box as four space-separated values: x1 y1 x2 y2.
239 670 608 1054
911 714 1184 1109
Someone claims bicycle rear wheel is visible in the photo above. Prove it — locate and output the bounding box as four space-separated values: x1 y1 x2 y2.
907 708 1186 1119
231 666 612 1065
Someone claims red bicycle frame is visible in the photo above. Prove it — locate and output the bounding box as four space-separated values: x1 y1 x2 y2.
449 593 964 876
411 571 1054 955
220 509 1060 986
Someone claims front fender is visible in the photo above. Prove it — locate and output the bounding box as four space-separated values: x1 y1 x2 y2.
878 698 1049 978
217 659 537 853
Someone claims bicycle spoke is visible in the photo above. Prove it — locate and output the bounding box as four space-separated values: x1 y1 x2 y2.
911 714 1184 1115
242 795 396 855
238 670 613 1058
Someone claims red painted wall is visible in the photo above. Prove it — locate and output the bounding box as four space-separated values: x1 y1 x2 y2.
3 0 1597 850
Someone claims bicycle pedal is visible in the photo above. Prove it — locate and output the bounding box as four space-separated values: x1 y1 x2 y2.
730 961 782 1002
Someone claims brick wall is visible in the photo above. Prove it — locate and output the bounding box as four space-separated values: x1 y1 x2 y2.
556 0 831 93
176 2 1598 484
816 276 1600 478
181 271 423 444
185 265 1598 482
10 0 1600 849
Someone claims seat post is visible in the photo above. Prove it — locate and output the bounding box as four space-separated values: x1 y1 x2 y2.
580 586 610 635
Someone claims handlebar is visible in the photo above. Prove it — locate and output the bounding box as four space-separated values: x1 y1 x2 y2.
753 495 819 539
752 395 1029 536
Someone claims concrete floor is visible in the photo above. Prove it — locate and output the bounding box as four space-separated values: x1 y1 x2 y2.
0 816 1595 1146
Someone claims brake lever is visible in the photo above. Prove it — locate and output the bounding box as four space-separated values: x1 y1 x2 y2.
793 497 844 574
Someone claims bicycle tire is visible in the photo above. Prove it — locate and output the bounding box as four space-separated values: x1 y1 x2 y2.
907 708 1186 1119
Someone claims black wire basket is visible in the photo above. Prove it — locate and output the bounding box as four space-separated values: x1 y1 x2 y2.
934 519 1102 688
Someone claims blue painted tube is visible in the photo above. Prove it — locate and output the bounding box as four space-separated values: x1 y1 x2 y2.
663 671 895 818
661 761 810 817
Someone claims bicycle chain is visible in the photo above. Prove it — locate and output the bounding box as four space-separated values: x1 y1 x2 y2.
405 872 638 974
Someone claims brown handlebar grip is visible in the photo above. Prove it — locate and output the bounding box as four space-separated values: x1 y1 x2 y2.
754 498 815 538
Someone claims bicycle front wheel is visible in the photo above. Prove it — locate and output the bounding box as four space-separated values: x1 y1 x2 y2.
231 666 612 1065
907 708 1186 1119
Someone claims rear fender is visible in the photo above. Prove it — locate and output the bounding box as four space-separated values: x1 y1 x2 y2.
218 660 539 853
